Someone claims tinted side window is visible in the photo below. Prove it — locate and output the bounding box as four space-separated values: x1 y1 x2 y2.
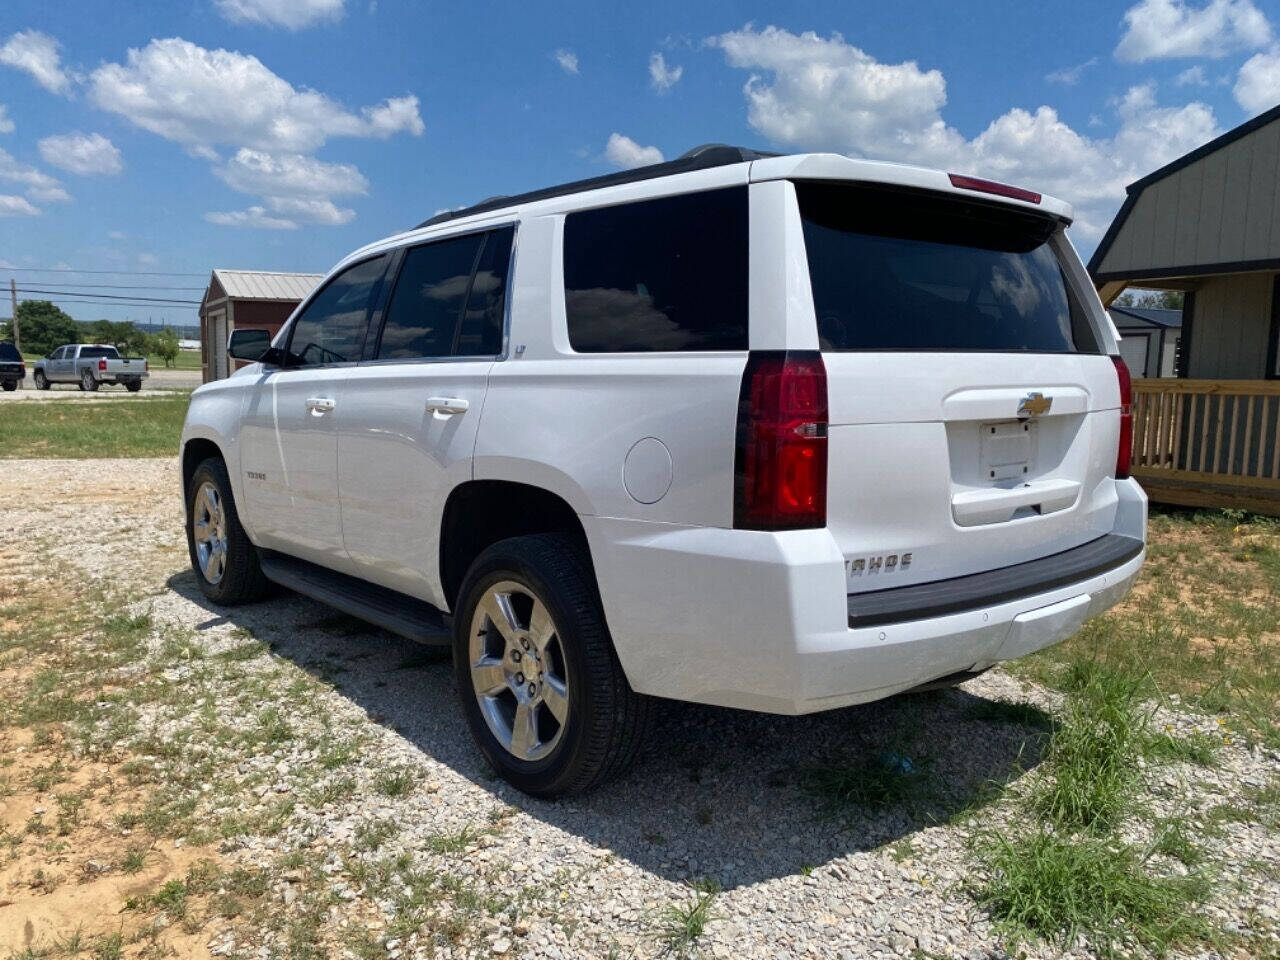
80 346 117 359
457 226 514 357
287 255 387 367
563 187 748 353
378 234 483 360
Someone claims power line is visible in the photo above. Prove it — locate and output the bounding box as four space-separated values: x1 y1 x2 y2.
0 266 207 277
14 297 197 310
11 281 206 291
17 287 201 304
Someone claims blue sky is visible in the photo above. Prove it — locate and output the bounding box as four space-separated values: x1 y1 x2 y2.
1 0 1278 327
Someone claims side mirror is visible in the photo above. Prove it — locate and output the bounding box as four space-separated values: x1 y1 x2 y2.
227 328 279 365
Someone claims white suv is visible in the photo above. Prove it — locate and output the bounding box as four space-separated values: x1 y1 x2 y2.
180 145 1146 797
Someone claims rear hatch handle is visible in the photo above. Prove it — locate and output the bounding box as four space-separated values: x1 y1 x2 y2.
952 478 1081 527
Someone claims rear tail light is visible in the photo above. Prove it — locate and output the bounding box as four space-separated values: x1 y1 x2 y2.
734 351 828 530
948 172 1042 205
1112 355 1133 480
97 357 107 372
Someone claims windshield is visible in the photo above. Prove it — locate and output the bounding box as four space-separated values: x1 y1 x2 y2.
796 182 1099 354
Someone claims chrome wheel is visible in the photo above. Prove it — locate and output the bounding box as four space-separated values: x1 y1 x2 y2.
192 480 228 584
469 581 570 762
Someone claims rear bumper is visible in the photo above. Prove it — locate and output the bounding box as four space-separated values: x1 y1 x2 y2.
586 478 1147 715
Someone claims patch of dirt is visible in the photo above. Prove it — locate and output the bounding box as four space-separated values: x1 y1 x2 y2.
0 725 229 957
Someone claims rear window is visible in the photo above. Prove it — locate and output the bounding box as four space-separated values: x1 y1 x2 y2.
0 342 20 362
563 187 748 352
79 346 119 359
797 182 1100 354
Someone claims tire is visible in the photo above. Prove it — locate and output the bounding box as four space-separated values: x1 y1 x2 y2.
1 380 15 392
125 379 142 393
453 533 647 797
185 456 270 605
80 370 98 392
33 370 48 390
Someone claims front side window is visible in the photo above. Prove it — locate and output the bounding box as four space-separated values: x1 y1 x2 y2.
797 182 1100 354
376 226 514 360
50 347 66 360
286 255 387 367
563 187 748 353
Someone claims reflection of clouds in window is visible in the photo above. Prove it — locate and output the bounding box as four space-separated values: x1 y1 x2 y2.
990 255 1042 316
566 287 694 351
420 272 472 302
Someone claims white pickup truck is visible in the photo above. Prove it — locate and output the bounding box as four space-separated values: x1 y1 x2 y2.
32 344 149 392
180 145 1146 796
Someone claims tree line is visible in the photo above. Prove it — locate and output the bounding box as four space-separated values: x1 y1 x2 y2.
0 300 184 367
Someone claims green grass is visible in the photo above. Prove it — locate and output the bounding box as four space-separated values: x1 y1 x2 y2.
975 827 1212 956
0 391 190 459
653 881 719 958
803 749 930 813
1015 507 1280 747
147 350 202 371
1032 663 1149 831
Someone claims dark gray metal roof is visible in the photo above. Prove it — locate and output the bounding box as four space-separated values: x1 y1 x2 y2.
1109 305 1183 329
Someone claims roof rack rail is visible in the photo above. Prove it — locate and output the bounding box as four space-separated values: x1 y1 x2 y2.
415 143 779 229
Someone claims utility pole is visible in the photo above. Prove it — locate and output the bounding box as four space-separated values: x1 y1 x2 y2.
8 277 17 353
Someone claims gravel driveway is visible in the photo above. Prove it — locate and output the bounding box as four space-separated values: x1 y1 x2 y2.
1 458 1276 959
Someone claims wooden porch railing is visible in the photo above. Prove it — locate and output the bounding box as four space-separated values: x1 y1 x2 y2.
1130 379 1280 515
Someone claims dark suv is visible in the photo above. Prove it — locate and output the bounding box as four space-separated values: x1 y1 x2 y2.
0 341 24 391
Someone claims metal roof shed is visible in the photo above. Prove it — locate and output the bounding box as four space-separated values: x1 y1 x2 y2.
199 269 322 382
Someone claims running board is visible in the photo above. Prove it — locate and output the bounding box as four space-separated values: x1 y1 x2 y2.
259 551 452 645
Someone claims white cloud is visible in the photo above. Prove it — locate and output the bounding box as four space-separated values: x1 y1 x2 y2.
649 52 683 92
1175 64 1209 84
27 184 70 203
108 230 126 240
0 147 68 204
711 26 1221 240
554 49 579 74
1235 46 1280 112
0 30 72 95
604 133 664 169
0 194 40 217
214 148 367 198
89 38 423 153
0 105 12 134
1046 58 1098 86
215 0 344 29
138 252 158 266
264 195 355 224
205 206 298 229
1115 0 1271 62
37 132 123 176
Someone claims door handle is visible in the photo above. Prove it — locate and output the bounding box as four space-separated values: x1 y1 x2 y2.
426 396 469 415
305 397 336 415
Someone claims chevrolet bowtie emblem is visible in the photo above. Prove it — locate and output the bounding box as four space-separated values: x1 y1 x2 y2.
1017 392 1052 418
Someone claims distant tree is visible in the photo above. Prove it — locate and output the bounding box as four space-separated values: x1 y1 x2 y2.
1113 288 1184 310
153 327 180 367
81 319 153 356
16 300 79 355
